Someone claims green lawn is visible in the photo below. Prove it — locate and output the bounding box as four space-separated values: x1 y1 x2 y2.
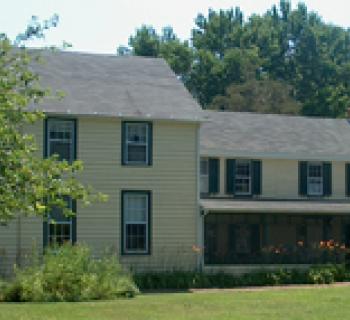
0 286 349 320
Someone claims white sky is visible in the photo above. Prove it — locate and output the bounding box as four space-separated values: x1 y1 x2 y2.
2 0 350 54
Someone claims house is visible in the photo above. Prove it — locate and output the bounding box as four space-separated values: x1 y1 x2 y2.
0 51 203 276
1 51 350 276
200 111 350 273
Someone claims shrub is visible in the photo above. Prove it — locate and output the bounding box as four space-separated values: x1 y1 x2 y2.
134 265 350 291
0 244 138 302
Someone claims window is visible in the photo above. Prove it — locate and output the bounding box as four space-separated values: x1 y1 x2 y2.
123 122 152 165
46 119 75 162
45 119 76 247
122 191 151 254
46 198 74 246
200 158 209 194
307 162 323 196
235 160 251 195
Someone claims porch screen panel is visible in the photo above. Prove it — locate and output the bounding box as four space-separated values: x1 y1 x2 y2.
204 213 350 265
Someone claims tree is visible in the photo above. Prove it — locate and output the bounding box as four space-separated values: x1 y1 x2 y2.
0 21 105 223
119 26 193 79
122 1 350 117
209 78 300 115
128 25 160 57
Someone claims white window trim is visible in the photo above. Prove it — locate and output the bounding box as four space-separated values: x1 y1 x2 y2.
123 192 149 254
124 123 149 165
47 119 75 163
200 158 209 194
307 162 323 196
235 160 252 196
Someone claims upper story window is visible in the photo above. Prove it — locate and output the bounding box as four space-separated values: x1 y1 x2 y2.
299 161 331 197
122 122 152 166
235 160 252 195
122 191 151 254
307 162 323 196
200 158 209 194
46 119 75 162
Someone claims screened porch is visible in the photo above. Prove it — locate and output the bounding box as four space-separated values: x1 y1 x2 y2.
202 200 350 265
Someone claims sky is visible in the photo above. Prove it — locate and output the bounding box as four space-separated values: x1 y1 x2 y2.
1 0 350 54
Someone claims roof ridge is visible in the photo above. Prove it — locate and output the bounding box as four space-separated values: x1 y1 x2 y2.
204 110 347 122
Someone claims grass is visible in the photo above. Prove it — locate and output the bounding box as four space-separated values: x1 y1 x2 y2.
1 286 350 320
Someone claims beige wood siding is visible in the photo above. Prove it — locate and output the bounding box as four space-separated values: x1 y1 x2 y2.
2 117 200 274
208 157 348 200
77 117 199 271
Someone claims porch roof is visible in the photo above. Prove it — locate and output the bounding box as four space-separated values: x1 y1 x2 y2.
200 199 350 214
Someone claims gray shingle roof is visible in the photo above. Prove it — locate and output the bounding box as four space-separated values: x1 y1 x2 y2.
29 50 203 122
201 111 350 160
201 199 350 214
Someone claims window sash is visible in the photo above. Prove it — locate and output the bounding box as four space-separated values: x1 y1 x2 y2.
48 222 73 245
235 160 252 195
124 123 149 164
123 192 149 254
200 158 209 194
307 163 323 196
47 119 75 163
47 198 73 245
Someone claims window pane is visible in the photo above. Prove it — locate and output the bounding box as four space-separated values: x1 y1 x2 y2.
50 141 72 161
236 161 250 177
126 224 146 251
49 223 71 245
309 164 322 178
125 194 147 222
127 124 147 143
235 178 250 193
48 120 74 162
127 145 147 163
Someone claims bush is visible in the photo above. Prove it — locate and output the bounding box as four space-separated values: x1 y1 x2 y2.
135 265 350 291
0 244 139 302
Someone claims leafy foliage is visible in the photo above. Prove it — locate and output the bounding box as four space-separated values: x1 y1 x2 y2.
0 244 138 302
0 24 106 222
122 1 350 117
210 78 301 114
135 264 350 290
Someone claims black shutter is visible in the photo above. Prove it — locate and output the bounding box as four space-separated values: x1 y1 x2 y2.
147 123 153 166
252 160 262 195
299 161 308 196
346 164 350 196
208 158 219 194
226 159 236 194
323 162 332 196
121 122 126 165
